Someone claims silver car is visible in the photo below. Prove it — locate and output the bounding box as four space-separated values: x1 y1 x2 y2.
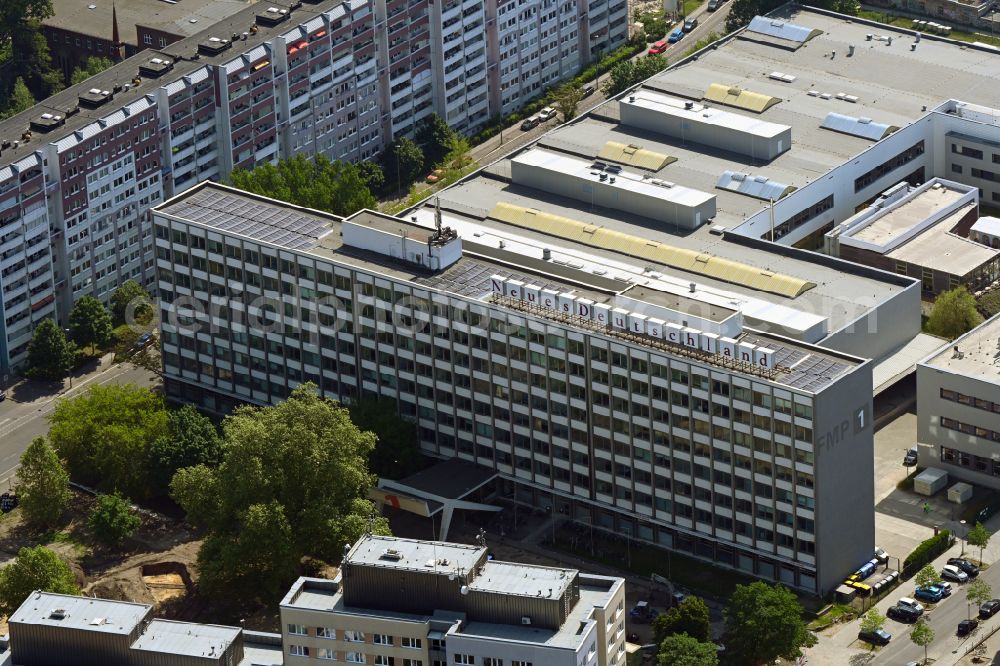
942 564 969 582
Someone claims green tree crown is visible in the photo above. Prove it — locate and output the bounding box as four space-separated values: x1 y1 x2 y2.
88 493 142 547
0 546 79 617
26 319 75 381
15 436 70 528
69 295 113 350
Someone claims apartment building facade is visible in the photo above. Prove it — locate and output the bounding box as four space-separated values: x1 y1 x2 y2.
152 183 882 595
0 0 626 374
916 313 1000 489
280 536 627 666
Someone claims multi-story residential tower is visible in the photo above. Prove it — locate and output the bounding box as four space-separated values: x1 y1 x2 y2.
151 179 919 594
0 0 628 374
280 535 627 666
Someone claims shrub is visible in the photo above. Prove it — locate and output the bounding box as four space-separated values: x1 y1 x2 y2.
904 530 951 573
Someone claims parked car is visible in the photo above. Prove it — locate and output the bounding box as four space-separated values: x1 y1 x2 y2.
858 628 891 645
583 84 596 97
958 618 980 636
897 597 925 614
683 17 698 32
903 446 918 466
134 332 153 349
538 107 557 121
647 40 668 55
934 581 953 597
520 117 539 131
942 564 970 583
980 599 1000 619
874 546 888 563
978 503 1000 523
707 0 725 10
887 604 921 623
914 586 943 603
0 389 5 402
667 27 685 43
949 558 981 578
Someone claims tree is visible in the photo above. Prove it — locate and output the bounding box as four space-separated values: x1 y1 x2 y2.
601 55 669 98
170 384 390 599
0 546 79 617
230 154 377 217
148 405 223 496
110 280 152 326
0 0 55 48
967 578 992 621
88 493 141 547
653 596 711 644
348 398 420 480
25 319 75 381
415 113 458 170
967 522 991 566
356 160 385 194
14 437 70 528
552 84 585 123
48 384 169 497
722 582 816 666
2 77 34 118
915 564 938 589
926 287 983 339
860 608 886 635
657 633 718 666
0 0 60 102
69 295 113 351
69 56 114 85
382 137 425 192
910 617 934 663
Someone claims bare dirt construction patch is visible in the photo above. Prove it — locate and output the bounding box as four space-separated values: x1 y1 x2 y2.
0 491 202 618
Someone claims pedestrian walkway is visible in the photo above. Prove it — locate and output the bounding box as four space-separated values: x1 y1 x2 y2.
804 531 1000 665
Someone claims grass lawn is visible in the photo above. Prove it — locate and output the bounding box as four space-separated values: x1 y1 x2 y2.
808 603 855 630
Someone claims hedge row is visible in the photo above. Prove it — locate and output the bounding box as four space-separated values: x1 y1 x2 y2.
903 530 952 573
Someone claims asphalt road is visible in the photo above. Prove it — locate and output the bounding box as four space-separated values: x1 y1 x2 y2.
0 362 158 488
470 4 733 165
873 559 1000 664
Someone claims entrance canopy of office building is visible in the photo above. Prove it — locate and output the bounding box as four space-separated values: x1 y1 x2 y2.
368 459 500 540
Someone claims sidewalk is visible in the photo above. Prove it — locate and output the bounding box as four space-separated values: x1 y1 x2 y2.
804 534 1000 666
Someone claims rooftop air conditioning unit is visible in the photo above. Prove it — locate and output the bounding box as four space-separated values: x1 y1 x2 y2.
49 609 67 620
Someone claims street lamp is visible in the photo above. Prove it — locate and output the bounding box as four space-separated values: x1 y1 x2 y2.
961 519 968 556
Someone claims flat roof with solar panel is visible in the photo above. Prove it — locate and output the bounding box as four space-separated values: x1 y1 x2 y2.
155 182 866 393
156 186 335 251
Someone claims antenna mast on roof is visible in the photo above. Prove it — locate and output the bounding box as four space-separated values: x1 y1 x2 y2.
769 198 775 242
434 197 442 235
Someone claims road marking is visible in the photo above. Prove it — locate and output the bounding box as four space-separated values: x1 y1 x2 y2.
0 418 10 427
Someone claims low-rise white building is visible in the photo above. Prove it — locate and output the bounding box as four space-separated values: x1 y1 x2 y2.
280 535 626 666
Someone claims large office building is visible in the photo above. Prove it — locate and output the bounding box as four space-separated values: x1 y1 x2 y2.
916 313 1000 489
281 535 626 666
152 175 914 595
0 0 627 374
2 591 282 666
150 6 1000 597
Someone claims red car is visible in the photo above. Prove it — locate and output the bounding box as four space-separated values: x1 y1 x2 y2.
648 40 668 55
